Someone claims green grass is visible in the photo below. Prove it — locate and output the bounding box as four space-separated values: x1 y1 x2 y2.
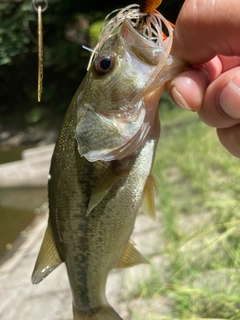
133 97 240 319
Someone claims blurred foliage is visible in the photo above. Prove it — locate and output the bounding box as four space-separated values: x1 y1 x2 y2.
0 0 184 128
0 2 34 65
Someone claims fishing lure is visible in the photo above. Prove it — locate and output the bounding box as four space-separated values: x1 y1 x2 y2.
140 0 162 13
32 0 48 102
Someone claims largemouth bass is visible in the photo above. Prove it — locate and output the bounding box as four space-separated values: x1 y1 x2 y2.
32 4 187 320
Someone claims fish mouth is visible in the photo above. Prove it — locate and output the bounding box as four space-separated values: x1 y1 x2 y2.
120 19 167 66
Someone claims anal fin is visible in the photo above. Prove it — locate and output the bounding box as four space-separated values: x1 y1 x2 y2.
141 173 158 221
31 222 63 284
115 241 149 269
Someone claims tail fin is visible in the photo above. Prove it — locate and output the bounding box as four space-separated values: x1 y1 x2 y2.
73 304 123 320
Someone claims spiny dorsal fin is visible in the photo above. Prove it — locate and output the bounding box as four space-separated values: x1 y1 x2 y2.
115 240 149 269
86 164 124 216
141 173 158 221
31 222 63 284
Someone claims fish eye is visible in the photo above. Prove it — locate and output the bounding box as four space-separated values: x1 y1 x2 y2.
94 54 115 75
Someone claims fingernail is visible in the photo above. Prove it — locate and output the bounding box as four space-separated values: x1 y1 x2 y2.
170 86 192 111
219 79 240 119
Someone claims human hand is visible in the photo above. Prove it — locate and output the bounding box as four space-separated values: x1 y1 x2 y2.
166 0 240 157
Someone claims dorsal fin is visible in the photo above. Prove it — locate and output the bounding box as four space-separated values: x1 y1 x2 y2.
141 173 158 221
31 222 63 284
115 240 149 269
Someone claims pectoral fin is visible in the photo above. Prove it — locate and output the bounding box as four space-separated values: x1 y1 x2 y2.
115 241 149 269
141 173 158 221
31 222 63 284
86 164 124 216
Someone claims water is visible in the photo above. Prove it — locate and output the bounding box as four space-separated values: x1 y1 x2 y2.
0 146 25 164
0 147 48 259
0 188 47 258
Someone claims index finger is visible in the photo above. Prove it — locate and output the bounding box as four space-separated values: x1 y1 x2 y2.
171 0 240 63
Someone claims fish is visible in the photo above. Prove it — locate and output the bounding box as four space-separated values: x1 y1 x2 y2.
31 4 187 320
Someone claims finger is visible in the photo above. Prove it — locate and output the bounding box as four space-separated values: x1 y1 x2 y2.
166 68 209 111
198 56 223 81
218 55 240 72
171 0 240 63
198 67 240 128
166 56 222 111
217 125 240 158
